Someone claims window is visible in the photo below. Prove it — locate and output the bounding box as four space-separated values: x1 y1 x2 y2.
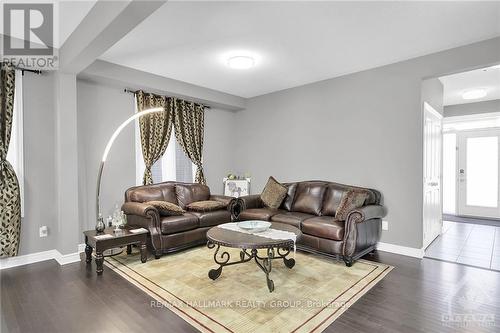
6 71 24 216
134 108 195 185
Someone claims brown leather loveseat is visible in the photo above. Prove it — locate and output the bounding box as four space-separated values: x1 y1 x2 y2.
122 181 235 258
237 180 386 266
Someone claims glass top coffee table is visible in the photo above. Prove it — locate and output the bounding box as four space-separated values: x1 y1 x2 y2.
206 222 301 292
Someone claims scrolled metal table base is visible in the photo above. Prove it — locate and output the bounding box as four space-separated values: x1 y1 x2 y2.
207 241 295 292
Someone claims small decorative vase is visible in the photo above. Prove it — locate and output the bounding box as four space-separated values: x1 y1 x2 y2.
95 215 105 233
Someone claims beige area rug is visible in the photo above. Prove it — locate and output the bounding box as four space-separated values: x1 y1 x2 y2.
105 246 392 333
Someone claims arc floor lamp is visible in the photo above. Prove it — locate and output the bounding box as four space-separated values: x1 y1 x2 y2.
95 107 164 231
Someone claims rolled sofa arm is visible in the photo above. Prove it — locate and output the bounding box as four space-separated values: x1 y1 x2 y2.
238 194 263 210
121 202 162 255
122 202 158 218
347 205 387 223
342 204 387 258
210 195 242 220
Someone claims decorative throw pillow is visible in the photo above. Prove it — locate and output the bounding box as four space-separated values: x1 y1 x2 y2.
260 176 288 209
146 201 185 216
335 190 369 221
187 200 227 212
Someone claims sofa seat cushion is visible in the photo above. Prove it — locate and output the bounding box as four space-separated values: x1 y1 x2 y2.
239 208 283 221
187 200 227 212
302 216 345 241
191 210 232 228
161 213 198 235
270 212 314 228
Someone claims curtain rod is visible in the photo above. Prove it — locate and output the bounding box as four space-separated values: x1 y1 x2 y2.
124 88 211 109
1 64 42 74
14 67 42 75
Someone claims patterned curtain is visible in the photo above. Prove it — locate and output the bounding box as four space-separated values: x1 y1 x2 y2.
173 99 206 184
0 65 21 257
135 90 173 185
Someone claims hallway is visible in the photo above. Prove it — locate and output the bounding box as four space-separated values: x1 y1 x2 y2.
425 221 500 271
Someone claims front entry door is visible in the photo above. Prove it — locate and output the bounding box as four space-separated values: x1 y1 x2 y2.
457 129 500 218
423 103 443 249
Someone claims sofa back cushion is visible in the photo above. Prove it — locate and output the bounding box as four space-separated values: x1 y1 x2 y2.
291 182 327 215
126 183 178 204
322 185 348 216
280 183 297 211
175 183 211 208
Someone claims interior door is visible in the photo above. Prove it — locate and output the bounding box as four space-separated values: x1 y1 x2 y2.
457 129 500 218
423 102 443 248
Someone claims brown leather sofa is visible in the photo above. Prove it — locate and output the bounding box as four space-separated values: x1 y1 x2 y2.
122 181 235 258
237 180 386 266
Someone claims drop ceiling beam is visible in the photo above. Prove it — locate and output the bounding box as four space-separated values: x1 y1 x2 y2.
59 0 165 74
79 60 246 111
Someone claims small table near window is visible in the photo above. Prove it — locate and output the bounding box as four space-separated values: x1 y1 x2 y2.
83 227 148 275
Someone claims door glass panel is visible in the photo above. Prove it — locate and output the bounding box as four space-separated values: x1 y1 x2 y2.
466 136 498 207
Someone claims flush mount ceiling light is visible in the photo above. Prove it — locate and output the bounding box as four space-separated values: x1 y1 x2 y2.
462 89 487 100
227 55 255 69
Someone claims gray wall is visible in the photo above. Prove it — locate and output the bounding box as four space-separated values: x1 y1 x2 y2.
76 79 236 235
16 75 237 253
444 99 500 117
234 38 499 249
77 80 136 233
18 73 58 255
204 109 236 194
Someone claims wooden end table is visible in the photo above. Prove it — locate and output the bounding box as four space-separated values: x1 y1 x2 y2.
83 227 148 275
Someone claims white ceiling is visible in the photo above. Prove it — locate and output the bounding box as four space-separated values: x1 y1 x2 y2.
59 1 96 47
100 1 500 98
440 65 500 106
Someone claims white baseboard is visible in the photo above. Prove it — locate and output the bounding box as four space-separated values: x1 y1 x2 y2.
2 242 425 269
77 243 86 253
0 250 58 270
376 242 425 258
54 251 82 265
0 244 86 270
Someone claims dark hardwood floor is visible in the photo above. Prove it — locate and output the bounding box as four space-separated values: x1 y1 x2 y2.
1 250 499 333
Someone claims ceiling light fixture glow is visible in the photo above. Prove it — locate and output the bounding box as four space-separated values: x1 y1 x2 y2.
227 56 255 69
462 89 487 100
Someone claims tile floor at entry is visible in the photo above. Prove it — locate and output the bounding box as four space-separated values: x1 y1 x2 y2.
425 221 500 271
